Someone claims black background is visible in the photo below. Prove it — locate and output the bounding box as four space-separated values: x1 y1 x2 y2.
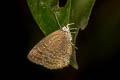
5 0 120 79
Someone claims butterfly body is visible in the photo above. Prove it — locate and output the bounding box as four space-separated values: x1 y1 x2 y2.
28 24 73 69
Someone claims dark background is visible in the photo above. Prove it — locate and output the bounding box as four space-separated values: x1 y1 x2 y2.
6 0 120 79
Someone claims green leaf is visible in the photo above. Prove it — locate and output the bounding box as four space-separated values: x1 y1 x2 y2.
27 0 71 35
27 0 95 70
69 0 95 70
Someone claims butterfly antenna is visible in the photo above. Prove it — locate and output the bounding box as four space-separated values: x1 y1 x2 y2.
53 12 61 29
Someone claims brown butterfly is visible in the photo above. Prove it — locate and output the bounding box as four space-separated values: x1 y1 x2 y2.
27 12 77 69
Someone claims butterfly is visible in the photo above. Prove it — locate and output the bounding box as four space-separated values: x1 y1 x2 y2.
27 12 77 69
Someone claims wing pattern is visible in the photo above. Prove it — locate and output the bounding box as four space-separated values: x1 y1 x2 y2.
28 30 72 69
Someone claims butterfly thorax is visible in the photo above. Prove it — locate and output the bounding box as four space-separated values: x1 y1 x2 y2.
62 25 72 42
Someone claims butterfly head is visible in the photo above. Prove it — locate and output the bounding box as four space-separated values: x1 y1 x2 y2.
62 23 74 32
62 23 74 41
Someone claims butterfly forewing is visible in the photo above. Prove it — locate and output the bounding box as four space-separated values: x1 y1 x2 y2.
27 30 72 69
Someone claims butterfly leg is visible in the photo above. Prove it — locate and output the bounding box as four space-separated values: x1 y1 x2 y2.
70 27 77 34
71 32 76 34
66 23 75 27
70 42 78 50
70 28 77 30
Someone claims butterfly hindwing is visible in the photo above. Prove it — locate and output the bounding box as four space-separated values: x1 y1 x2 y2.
27 30 72 69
